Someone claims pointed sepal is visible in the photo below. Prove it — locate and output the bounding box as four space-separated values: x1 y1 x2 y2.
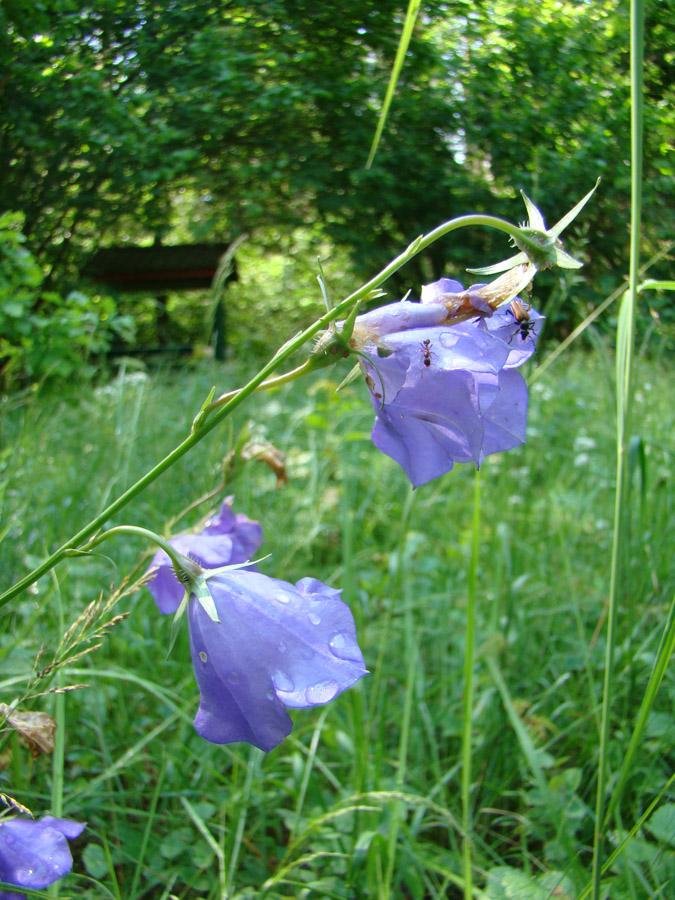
548 177 601 238
467 251 529 276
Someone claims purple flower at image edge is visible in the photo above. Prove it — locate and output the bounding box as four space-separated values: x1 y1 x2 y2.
0 816 85 899
360 281 543 488
188 571 368 752
147 497 263 614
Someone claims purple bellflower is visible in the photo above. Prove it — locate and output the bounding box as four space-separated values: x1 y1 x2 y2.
147 503 367 752
146 496 263 614
353 278 543 488
0 815 85 899
186 569 367 752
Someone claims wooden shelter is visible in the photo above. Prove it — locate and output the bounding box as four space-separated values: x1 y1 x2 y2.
83 243 237 360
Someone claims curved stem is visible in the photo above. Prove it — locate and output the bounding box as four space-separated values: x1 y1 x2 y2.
0 212 518 609
206 359 318 414
84 525 185 571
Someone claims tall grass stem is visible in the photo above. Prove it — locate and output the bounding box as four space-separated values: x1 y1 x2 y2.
461 468 481 900
590 2 643 896
48 574 66 900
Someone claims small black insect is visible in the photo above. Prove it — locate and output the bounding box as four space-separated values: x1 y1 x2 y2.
508 299 536 343
420 338 433 368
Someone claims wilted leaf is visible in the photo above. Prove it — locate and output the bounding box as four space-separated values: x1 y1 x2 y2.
0 703 57 757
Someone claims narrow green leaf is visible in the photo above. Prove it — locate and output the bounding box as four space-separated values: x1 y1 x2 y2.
366 0 422 168
639 279 675 291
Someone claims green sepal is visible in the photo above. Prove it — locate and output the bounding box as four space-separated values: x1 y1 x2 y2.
165 557 270 657
520 191 546 231
513 227 560 268
310 329 347 364
551 246 585 269
202 556 270 580
340 299 363 345
167 589 189 659
310 300 362 368
547 177 601 238
193 574 220 623
336 362 363 392
469 179 599 276
467 251 528 276
362 288 388 304
192 386 217 432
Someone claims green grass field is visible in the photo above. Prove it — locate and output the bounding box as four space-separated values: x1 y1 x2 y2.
1 342 673 899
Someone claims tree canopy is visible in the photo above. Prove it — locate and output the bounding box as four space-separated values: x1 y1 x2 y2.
1 0 673 308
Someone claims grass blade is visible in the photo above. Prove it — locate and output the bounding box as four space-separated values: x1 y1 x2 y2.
365 0 422 169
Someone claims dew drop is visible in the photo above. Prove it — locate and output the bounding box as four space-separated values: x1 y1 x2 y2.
305 680 339 704
274 591 290 604
227 671 240 684
329 631 363 662
278 640 287 653
308 612 321 625
272 671 295 693
266 689 275 702
199 651 207 663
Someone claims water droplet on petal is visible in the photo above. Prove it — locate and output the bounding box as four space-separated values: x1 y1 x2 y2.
278 640 287 653
227 671 240 684
305 680 339 704
272 671 295 693
329 631 363 662
199 651 208 663
308 612 321 625
266 689 275 702
274 592 290 604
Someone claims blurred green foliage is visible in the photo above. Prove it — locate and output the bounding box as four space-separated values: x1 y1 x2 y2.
0 212 135 385
1 0 672 362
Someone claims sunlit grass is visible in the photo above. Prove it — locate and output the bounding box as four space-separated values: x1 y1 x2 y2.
1 344 673 898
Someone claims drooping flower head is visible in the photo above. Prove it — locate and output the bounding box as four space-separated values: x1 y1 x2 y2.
146 496 263 614
187 569 367 752
0 815 85 899
354 279 543 488
147 503 367 752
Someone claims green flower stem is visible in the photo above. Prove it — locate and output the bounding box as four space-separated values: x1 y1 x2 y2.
83 525 186 571
0 213 520 609
206 358 319 415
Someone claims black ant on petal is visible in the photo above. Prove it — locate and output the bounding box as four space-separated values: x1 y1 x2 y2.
508 299 536 343
420 338 433 369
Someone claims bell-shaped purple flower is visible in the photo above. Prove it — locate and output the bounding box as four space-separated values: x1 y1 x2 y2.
0 815 85 899
188 571 367 752
147 497 263 614
359 281 542 488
